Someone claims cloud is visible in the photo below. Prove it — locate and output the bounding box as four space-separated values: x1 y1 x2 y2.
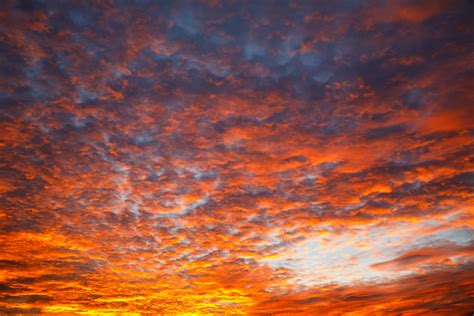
371 243 474 271
0 0 472 314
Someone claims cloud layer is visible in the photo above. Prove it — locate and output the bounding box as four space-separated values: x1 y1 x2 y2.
1 0 473 314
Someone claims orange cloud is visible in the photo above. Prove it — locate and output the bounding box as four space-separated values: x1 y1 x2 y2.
0 0 472 314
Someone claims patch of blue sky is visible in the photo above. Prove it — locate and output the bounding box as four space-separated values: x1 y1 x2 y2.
244 41 265 60
173 7 200 35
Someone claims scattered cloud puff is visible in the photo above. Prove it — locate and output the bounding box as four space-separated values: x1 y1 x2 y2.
0 0 473 314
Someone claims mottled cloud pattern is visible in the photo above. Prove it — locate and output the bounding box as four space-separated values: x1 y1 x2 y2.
1 0 473 314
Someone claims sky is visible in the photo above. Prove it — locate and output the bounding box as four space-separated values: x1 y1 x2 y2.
0 0 473 314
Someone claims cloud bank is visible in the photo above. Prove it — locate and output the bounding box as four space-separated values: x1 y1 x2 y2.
1 0 473 314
